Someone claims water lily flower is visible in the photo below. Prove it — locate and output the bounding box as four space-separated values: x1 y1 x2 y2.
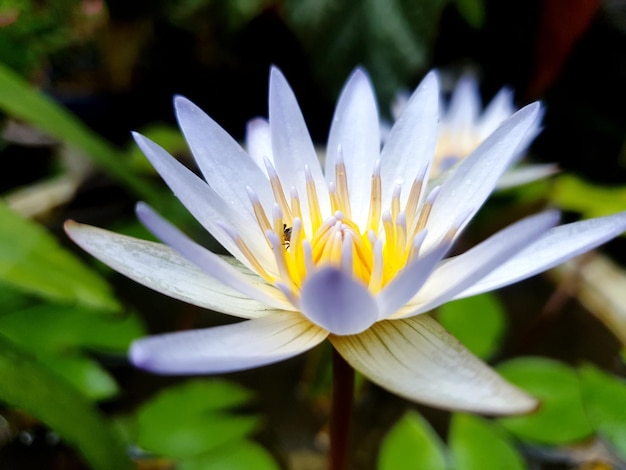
65 67 626 415
390 74 558 187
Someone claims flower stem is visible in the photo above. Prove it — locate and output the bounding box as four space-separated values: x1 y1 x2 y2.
329 348 354 470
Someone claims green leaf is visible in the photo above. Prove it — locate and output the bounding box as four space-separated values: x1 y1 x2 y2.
178 439 280 470
453 0 485 28
550 174 626 219
437 293 506 360
38 354 119 401
0 304 144 352
449 414 526 470
135 380 259 458
0 334 130 470
0 201 120 310
0 61 161 203
496 358 594 445
0 303 144 400
579 364 626 460
378 410 447 470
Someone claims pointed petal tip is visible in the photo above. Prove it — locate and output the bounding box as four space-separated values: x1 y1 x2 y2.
269 65 287 85
173 95 200 118
420 70 440 93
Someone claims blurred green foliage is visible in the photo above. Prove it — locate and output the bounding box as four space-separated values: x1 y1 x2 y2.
497 358 594 445
0 200 119 309
378 410 448 470
437 292 506 361
449 414 525 470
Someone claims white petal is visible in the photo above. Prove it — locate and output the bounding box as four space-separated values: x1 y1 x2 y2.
269 67 329 226
379 71 439 207
174 96 275 217
424 102 543 250
398 210 560 317
445 75 481 130
300 267 378 335
136 203 293 311
64 221 274 318
331 316 538 415
496 164 559 189
245 117 273 174
377 241 452 319
457 210 626 299
325 68 380 225
130 312 328 374
477 86 515 139
132 132 274 270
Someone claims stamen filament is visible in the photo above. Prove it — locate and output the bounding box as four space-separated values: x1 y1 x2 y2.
366 160 382 233
305 165 323 231
404 167 427 229
217 222 275 283
412 186 440 237
290 187 303 226
246 186 272 242
334 146 351 219
265 157 292 223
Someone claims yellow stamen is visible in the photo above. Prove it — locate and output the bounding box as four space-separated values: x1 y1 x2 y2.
334 146 351 219
305 165 323 231
366 160 381 233
265 158 292 224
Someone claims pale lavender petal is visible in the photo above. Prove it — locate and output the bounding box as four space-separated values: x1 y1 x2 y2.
136 203 292 311
65 221 281 318
496 164 559 189
245 117 273 174
445 75 480 130
377 241 452 319
398 210 560 317
477 86 515 139
269 67 329 220
132 132 274 269
424 102 543 250
130 312 328 374
300 267 378 335
379 71 439 207
174 96 275 216
331 316 538 415
457 210 626 299
325 68 380 225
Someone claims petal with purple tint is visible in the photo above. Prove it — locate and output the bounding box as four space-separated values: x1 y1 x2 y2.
456 210 626 299
496 164 559 189
445 75 481 131
397 210 560 317
64 221 282 318
325 68 380 225
379 71 439 208
424 102 543 250
477 86 515 139
136 203 293 311
174 96 275 216
132 132 274 269
269 67 329 224
130 312 327 374
376 240 452 320
331 316 538 415
300 267 379 335
245 117 273 174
